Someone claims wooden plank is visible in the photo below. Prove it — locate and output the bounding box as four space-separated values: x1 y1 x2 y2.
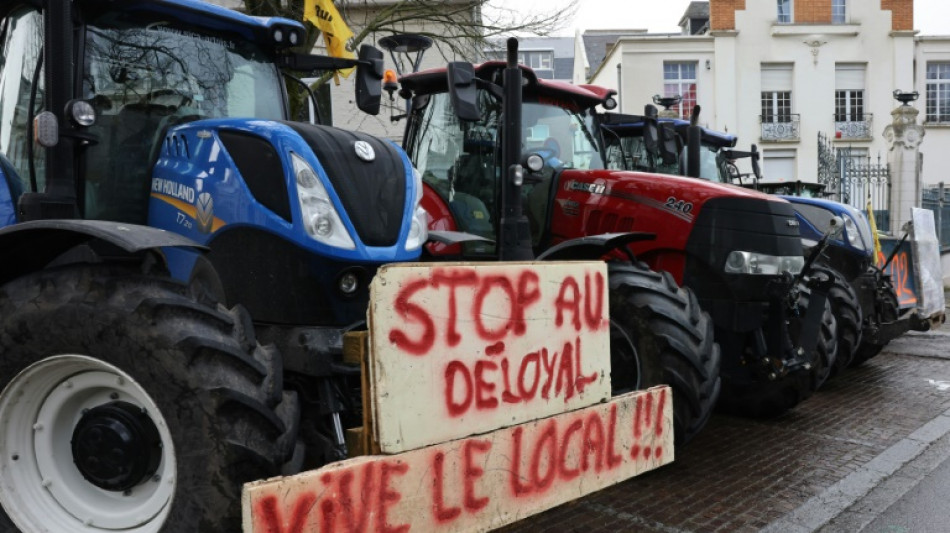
344 428 364 458
358 330 378 455
367 262 611 453
342 330 368 366
243 387 673 533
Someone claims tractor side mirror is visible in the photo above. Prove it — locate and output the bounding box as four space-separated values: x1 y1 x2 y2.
355 45 384 116
642 104 660 162
659 123 679 165
447 62 480 122
750 143 762 181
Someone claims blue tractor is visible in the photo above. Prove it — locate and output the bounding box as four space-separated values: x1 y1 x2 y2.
0 1 428 531
598 109 912 372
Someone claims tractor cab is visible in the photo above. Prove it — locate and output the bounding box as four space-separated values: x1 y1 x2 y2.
403 62 610 252
0 0 382 225
598 112 737 183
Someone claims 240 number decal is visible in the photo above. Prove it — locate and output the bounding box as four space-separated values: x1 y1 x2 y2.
665 197 693 214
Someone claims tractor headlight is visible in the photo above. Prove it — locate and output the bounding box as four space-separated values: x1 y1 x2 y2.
724 251 804 276
292 152 356 250
405 166 429 251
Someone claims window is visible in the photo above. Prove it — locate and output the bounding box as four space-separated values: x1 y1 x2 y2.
835 90 863 120
79 13 286 222
0 8 46 195
517 51 554 78
835 64 865 122
832 0 847 23
777 0 793 23
663 62 697 119
926 62 950 123
761 65 792 122
762 92 792 122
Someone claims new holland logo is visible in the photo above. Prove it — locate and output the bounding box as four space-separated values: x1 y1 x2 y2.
196 192 214 234
354 140 375 162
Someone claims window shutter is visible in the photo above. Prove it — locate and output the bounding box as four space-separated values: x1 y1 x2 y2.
835 64 866 90
761 65 793 91
763 150 796 181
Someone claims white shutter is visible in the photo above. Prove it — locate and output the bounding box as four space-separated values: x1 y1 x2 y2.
763 150 796 181
835 64 866 90
761 64 792 91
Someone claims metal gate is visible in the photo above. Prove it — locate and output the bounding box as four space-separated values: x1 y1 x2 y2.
817 131 891 231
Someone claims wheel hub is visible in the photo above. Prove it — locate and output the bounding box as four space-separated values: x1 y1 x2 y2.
71 401 162 491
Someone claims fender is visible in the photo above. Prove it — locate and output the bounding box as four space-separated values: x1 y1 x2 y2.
536 232 655 261
0 219 205 284
426 230 494 245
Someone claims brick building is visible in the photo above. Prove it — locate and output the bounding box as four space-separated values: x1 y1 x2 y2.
588 0 950 205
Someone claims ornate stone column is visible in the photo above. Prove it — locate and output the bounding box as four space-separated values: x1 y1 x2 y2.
883 103 925 234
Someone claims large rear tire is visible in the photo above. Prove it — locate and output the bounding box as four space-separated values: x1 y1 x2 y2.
608 262 721 445
0 264 300 532
851 274 900 366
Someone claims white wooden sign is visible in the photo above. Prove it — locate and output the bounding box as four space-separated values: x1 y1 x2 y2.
368 262 611 453
243 387 673 533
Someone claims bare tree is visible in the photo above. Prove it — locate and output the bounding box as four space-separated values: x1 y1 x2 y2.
236 0 576 135
240 0 578 70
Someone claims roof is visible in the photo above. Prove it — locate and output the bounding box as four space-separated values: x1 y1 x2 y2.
399 61 616 110
678 1 710 26
582 30 648 77
485 37 575 80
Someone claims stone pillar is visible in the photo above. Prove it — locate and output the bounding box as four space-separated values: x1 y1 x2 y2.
883 104 925 234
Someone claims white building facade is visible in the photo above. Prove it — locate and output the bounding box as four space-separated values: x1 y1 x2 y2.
588 0 950 193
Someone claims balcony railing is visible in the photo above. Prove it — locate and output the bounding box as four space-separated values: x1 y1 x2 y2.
834 114 873 140
760 114 800 141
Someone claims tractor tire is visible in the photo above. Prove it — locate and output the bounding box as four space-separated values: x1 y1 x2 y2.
608 261 721 445
0 264 300 533
718 280 837 418
795 280 839 391
814 265 862 374
851 275 900 366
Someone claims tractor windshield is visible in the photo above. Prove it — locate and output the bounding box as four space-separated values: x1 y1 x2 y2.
408 89 602 251
80 13 285 223
603 127 728 183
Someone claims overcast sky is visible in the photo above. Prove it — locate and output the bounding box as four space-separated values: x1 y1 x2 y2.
497 0 950 36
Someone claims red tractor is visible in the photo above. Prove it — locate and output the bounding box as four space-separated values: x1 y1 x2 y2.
397 43 835 425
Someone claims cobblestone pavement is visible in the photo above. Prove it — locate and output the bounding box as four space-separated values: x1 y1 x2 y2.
501 319 950 533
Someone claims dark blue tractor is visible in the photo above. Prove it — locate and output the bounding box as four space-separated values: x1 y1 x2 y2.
0 1 425 531
598 109 913 373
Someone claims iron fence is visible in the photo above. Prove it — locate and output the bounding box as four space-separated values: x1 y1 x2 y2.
817 132 891 231
922 184 950 251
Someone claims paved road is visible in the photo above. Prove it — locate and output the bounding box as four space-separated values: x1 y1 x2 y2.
501 316 950 532
855 436 950 533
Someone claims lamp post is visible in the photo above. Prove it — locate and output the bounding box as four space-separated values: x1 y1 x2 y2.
378 34 433 120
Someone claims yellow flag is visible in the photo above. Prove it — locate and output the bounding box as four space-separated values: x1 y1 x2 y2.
867 196 884 265
304 0 355 78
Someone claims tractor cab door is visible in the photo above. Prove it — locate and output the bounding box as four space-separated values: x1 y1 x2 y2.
0 6 46 224
407 90 500 256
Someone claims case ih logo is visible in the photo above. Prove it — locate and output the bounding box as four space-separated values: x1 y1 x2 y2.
566 181 606 195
